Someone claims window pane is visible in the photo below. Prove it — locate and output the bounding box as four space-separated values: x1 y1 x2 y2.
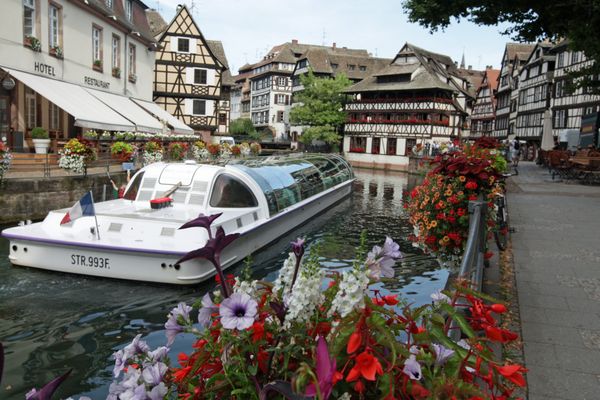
193 100 206 115
123 171 145 200
210 175 258 208
178 38 189 52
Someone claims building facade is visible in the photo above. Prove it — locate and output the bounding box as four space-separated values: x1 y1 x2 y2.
470 68 500 138
550 41 600 137
152 5 229 138
514 43 554 141
494 43 535 139
0 0 169 151
342 43 473 170
289 44 390 145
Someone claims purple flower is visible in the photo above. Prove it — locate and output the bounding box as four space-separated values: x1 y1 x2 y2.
430 290 451 304
148 346 169 363
148 382 168 400
25 389 37 400
177 226 239 298
197 293 218 328
142 362 168 386
365 237 402 280
220 292 258 330
164 302 192 345
179 212 222 239
290 237 305 259
305 336 337 400
382 236 402 259
124 334 150 359
432 343 455 367
403 355 422 380
113 349 127 378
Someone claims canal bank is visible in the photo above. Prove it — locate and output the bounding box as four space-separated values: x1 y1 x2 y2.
507 162 600 399
0 170 129 225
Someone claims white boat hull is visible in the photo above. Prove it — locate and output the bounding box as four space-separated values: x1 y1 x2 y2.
5 182 353 285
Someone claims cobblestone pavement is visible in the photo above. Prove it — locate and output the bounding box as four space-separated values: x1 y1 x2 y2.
507 162 600 400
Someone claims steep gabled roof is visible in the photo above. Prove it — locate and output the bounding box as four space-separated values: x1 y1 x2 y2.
206 40 234 86
146 9 168 37
85 0 156 44
506 43 536 62
158 5 224 71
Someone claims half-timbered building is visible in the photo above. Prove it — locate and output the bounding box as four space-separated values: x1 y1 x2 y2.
289 45 390 145
342 43 472 170
470 68 500 138
494 43 535 138
153 5 228 138
550 40 600 137
514 43 554 142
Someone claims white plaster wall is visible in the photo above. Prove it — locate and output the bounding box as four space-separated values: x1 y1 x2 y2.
0 0 154 100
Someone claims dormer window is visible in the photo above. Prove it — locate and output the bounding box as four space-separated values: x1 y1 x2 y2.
178 38 189 53
359 65 366 71
348 64 355 70
331 63 338 69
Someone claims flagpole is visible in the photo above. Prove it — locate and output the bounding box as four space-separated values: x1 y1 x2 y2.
89 190 101 240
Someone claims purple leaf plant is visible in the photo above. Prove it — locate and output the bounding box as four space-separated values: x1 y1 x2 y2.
178 213 240 297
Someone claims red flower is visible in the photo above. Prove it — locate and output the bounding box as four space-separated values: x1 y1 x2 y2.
347 331 362 354
250 322 265 343
346 351 384 381
172 366 192 383
484 251 494 260
485 326 519 343
465 181 478 190
490 304 507 313
494 364 527 387
382 294 399 305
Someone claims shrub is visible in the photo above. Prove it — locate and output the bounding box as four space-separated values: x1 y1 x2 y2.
31 127 49 139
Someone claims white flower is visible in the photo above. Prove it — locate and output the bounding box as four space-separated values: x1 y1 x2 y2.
192 146 210 162
430 290 451 304
233 277 259 298
58 149 86 174
143 150 163 165
273 252 297 295
329 268 369 318
283 267 323 328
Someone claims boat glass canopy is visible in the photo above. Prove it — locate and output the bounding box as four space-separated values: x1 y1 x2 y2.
230 154 353 215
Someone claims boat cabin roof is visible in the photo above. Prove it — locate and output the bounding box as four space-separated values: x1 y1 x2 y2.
123 154 353 216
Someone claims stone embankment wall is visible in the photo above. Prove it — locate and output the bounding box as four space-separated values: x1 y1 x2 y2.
0 173 128 224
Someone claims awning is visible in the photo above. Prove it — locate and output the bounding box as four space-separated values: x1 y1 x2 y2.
130 98 194 135
2 67 135 132
86 89 164 134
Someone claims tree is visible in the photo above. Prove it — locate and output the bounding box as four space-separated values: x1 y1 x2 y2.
289 70 353 144
403 0 600 92
229 118 257 137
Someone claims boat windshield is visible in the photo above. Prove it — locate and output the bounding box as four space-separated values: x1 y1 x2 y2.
230 154 353 215
123 171 144 200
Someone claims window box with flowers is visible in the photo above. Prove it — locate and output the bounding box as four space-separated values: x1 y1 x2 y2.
112 67 121 78
128 73 137 84
58 138 97 174
24 36 41 52
93 59 103 71
110 141 136 162
49 46 63 59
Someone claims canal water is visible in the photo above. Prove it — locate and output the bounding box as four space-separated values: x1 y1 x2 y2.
0 169 447 399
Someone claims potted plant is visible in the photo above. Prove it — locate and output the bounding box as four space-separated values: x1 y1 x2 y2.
112 67 121 78
110 141 136 162
128 73 137 84
25 36 41 52
50 45 63 59
93 59 103 71
31 127 50 154
58 138 96 174
0 142 12 181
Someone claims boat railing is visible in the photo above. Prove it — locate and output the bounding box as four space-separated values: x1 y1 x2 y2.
448 199 488 342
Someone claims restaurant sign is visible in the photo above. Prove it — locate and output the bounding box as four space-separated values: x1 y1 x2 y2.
83 76 110 90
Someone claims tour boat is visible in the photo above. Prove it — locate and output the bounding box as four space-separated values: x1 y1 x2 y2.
2 154 354 285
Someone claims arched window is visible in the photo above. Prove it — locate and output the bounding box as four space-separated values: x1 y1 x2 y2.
210 174 258 208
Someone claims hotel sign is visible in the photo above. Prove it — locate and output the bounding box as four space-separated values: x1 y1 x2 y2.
34 62 56 77
83 76 110 89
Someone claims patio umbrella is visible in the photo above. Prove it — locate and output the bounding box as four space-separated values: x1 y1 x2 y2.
540 109 554 150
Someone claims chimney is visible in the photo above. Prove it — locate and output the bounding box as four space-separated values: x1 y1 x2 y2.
332 42 337 50
468 65 472 70
291 39 298 45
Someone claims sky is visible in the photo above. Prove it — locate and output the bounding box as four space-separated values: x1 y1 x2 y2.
149 0 513 75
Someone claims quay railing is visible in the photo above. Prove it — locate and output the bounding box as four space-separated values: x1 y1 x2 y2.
449 199 488 342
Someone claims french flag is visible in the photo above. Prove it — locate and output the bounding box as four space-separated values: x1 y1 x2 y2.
60 191 96 225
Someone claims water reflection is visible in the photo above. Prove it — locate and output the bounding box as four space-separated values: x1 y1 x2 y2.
0 169 444 399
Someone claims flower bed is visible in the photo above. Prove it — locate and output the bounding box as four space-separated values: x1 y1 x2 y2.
406 138 507 263
99 216 525 399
